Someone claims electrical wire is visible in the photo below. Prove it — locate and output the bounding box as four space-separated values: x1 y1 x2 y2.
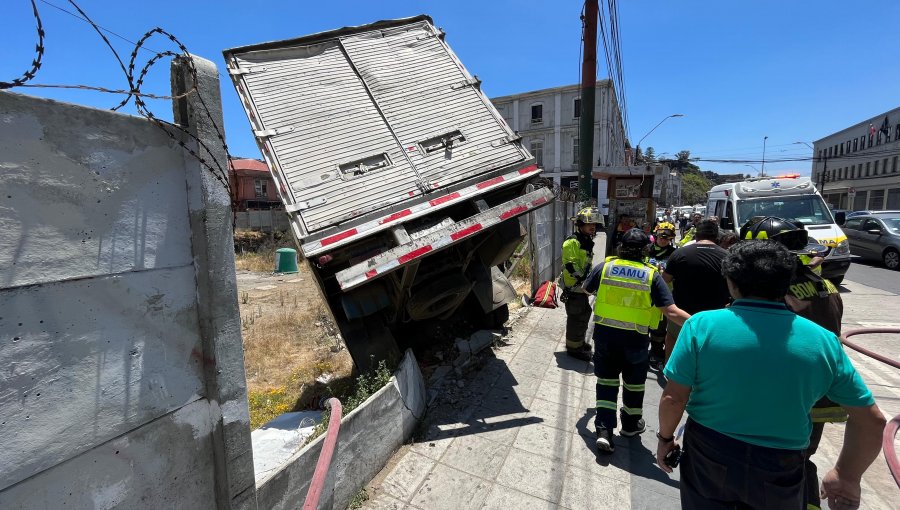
3 0 233 193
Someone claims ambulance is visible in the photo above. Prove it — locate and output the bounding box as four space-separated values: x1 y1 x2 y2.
706 175 851 284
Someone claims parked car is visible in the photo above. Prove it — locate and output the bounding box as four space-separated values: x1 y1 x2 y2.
841 213 900 270
846 209 900 219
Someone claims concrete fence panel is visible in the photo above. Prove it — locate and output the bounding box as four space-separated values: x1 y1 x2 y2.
0 54 255 509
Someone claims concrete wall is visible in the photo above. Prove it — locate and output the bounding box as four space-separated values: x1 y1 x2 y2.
235 210 291 232
256 351 425 510
0 55 255 509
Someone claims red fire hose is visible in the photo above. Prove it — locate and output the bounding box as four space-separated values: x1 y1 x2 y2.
302 398 343 510
840 328 900 487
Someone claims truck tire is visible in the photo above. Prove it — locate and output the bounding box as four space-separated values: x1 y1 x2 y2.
341 317 401 373
407 273 474 321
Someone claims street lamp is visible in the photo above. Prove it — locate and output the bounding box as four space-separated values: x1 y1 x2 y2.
636 114 684 158
761 136 769 177
744 164 759 176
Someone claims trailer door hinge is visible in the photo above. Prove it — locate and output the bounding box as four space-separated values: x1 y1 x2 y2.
228 65 268 76
285 197 327 212
254 126 295 139
451 76 481 91
491 134 522 147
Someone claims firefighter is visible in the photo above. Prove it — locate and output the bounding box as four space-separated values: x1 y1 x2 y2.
582 228 690 453
739 216 848 510
647 221 678 370
561 206 602 361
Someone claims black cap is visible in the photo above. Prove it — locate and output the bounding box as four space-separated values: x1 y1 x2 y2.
621 228 650 247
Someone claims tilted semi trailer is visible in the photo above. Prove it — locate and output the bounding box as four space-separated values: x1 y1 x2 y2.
224 15 553 370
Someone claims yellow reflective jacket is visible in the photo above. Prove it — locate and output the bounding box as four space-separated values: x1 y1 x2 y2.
561 235 593 290
593 258 662 334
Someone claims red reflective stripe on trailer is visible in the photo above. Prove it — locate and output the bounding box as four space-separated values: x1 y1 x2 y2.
500 205 528 220
451 223 483 241
531 196 549 207
398 245 433 264
518 164 539 174
476 176 505 189
429 192 460 207
380 209 412 224
321 228 358 247
365 269 378 279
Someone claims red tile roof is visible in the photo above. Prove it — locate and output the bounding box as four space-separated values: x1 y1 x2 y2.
229 158 269 173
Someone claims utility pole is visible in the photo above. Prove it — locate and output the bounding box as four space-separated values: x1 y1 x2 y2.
761 135 768 177
578 0 598 205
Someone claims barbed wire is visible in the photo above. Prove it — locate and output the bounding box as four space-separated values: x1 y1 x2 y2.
3 0 233 192
0 0 45 90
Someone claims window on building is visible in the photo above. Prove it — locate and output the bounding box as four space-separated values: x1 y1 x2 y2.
896 124 900 141
877 131 883 145
893 156 898 173
573 138 580 165
875 160 881 175
531 103 543 124
254 179 267 198
869 189 885 209
828 147 832 157
888 188 900 209
818 149 823 159
868 134 873 148
865 162 871 176
851 164 856 178
840 143 844 155
573 98 582 118
530 140 544 167
853 138 858 152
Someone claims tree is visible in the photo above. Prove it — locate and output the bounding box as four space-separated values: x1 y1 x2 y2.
681 172 712 205
644 146 657 163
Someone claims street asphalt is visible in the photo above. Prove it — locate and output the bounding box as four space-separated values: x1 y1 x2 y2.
360 235 900 510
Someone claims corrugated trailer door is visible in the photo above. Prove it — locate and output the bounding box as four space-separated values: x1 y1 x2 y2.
339 21 529 191
228 41 423 235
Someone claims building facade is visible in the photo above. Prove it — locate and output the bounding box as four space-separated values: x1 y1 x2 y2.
491 82 627 212
813 106 900 211
228 158 282 211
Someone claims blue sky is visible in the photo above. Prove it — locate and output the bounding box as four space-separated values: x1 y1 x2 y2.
4 0 900 178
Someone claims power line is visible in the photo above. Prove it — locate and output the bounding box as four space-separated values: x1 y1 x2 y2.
38 0 162 55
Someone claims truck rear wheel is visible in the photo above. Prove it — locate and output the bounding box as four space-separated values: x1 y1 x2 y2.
341 317 401 373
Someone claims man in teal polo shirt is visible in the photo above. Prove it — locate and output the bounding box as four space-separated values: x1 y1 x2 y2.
656 241 885 510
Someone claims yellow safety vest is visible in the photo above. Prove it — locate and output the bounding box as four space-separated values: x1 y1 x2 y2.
561 236 592 289
593 258 662 334
678 226 696 247
798 254 823 275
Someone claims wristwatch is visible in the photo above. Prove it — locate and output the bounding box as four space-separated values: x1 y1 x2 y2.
656 431 675 442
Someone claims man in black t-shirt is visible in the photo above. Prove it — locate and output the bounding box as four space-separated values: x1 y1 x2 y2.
662 219 731 361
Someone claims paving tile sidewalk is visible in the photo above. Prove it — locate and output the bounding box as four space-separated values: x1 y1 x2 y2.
362 307 683 509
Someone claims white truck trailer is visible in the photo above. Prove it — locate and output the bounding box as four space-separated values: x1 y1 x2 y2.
224 16 552 369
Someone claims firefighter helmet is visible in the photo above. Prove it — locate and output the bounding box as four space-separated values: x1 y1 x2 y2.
739 216 827 255
574 207 603 227
655 221 676 239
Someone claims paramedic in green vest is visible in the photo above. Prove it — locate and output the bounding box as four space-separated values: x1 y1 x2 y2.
561 207 602 361
582 228 691 453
